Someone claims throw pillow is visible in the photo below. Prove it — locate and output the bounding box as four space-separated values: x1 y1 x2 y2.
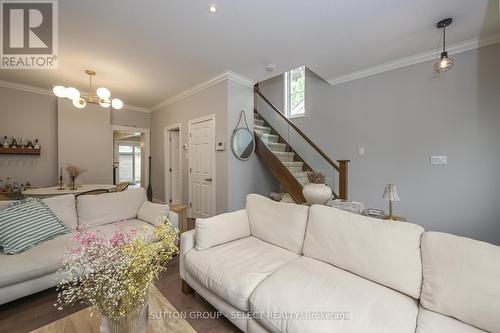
0 198 69 254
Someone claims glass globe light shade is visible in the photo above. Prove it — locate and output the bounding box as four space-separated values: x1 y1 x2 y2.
99 98 111 108
96 87 111 99
434 52 453 73
65 87 80 100
73 97 86 109
53 86 67 98
111 98 123 109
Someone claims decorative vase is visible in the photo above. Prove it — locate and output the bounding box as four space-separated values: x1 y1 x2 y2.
70 176 77 190
100 301 149 333
302 183 333 205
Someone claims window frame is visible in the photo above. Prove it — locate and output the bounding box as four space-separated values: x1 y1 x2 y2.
284 66 306 119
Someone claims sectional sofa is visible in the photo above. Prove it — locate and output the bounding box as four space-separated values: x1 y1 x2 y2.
180 194 500 333
0 188 177 305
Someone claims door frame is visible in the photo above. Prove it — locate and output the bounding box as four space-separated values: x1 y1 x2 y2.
188 114 216 218
110 125 150 189
164 123 182 205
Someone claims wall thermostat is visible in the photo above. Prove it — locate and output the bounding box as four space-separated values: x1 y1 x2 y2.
216 142 225 151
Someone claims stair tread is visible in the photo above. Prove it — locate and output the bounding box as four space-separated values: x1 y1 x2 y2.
254 125 271 131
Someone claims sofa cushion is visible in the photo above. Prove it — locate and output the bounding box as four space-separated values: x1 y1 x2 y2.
420 232 500 333
185 236 299 311
416 306 486 333
85 218 155 242
137 201 169 226
0 233 75 287
249 256 419 333
246 194 308 254
43 195 78 230
303 205 424 298
77 188 147 230
195 209 250 251
0 199 70 254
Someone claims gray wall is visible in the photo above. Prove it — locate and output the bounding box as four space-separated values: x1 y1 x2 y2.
227 80 278 211
151 82 230 214
151 79 277 215
259 44 500 245
0 86 151 188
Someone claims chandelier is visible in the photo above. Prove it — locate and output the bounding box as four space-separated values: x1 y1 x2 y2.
52 70 124 110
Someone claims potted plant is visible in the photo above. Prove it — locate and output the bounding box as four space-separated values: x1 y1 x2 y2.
56 218 178 333
302 171 333 205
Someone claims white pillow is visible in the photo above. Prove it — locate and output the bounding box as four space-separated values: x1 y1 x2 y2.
43 194 78 230
138 201 170 226
196 209 250 251
246 194 309 254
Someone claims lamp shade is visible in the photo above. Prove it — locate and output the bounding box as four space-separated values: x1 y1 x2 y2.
383 184 400 201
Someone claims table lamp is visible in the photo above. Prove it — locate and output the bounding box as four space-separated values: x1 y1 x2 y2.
383 184 400 221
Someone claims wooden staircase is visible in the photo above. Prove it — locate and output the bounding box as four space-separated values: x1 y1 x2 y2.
254 86 349 204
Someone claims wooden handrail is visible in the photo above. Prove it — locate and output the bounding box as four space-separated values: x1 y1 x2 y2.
254 86 340 172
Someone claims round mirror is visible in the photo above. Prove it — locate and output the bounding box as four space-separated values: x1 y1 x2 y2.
231 128 255 161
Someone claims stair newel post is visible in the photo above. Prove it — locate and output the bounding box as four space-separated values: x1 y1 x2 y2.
338 160 350 200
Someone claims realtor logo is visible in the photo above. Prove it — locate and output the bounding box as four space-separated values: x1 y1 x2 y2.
1 0 58 69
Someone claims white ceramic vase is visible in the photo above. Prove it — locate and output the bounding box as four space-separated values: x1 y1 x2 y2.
302 183 333 205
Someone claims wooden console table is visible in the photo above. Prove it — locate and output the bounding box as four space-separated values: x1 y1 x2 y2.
170 203 188 233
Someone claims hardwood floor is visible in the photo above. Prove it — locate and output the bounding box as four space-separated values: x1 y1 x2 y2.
0 219 240 333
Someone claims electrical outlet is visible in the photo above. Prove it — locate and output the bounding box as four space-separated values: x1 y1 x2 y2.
430 155 447 165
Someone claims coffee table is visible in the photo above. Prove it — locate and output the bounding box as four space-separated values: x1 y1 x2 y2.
30 285 196 333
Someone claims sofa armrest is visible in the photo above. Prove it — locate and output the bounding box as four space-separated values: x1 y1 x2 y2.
180 229 196 280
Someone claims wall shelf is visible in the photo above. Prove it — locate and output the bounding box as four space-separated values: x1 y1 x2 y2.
0 147 41 155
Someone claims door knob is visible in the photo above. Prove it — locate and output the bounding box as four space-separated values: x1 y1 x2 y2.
205 178 212 182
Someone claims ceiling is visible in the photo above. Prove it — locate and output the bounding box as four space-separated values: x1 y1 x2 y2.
0 0 498 109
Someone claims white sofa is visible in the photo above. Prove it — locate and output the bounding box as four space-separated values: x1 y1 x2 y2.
180 194 500 333
0 188 178 305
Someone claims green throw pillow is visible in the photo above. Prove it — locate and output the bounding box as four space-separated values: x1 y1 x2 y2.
0 198 69 254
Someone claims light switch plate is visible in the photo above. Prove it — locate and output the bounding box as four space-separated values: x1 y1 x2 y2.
358 147 365 156
430 155 447 165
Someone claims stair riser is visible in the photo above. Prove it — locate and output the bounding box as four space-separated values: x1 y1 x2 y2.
276 154 295 162
267 143 286 152
286 166 303 173
257 135 278 143
254 119 264 126
255 129 271 136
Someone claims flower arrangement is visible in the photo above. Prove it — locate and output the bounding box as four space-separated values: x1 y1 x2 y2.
306 170 326 184
56 217 178 320
66 164 86 178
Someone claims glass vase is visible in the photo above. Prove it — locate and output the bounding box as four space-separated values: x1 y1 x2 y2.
100 301 149 333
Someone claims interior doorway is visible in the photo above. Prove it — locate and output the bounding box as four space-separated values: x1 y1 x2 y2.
111 126 150 190
164 124 182 205
188 115 215 219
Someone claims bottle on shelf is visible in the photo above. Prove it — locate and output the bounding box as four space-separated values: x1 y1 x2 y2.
26 138 34 149
2 136 9 148
25 181 32 190
12 181 19 193
34 139 40 149
4 177 12 192
11 137 18 149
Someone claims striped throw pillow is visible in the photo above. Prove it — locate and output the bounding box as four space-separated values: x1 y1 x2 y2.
0 198 69 254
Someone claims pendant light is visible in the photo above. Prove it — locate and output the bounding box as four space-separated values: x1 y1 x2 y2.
434 18 453 73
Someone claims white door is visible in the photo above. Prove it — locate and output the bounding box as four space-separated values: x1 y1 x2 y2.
189 117 215 218
170 131 182 204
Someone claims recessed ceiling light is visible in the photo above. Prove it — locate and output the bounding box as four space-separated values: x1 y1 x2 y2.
209 5 216 13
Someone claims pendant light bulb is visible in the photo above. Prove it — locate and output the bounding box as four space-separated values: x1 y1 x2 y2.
99 98 111 108
73 97 86 109
96 87 111 99
53 86 67 98
111 98 123 110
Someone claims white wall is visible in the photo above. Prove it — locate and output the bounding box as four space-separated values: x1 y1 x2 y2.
0 86 151 188
259 43 500 245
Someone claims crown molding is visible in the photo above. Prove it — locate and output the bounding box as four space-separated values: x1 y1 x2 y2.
0 79 53 96
328 33 500 86
150 70 255 112
0 79 151 113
